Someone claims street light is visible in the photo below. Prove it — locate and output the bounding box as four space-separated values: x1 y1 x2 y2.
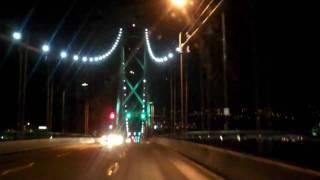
60 51 67 59
12 32 22 40
81 83 88 87
82 56 88 62
42 44 50 53
73 55 79 61
170 0 225 131
171 0 187 8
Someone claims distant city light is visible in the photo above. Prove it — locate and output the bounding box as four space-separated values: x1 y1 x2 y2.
224 107 230 116
81 83 88 87
237 134 241 142
38 126 47 130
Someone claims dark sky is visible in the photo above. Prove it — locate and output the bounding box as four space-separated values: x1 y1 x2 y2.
0 0 319 132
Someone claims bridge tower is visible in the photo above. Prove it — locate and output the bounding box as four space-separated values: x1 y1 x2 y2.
116 30 151 143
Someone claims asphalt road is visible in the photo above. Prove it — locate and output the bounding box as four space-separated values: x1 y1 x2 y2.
0 142 222 180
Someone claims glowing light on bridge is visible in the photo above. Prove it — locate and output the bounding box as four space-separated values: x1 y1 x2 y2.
73 55 79 61
81 83 88 87
93 28 123 62
145 29 174 63
42 44 50 53
12 32 22 40
60 51 67 59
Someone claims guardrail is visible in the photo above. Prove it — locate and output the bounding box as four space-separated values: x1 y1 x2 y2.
0 130 92 142
158 131 320 171
0 137 96 155
160 130 310 142
152 137 320 180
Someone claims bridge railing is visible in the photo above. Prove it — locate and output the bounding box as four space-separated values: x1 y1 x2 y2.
159 130 320 144
156 130 320 174
0 129 91 142
152 137 320 180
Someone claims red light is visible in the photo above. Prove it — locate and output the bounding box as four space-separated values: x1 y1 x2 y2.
110 112 115 119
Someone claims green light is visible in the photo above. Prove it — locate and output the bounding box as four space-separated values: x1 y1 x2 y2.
141 113 146 120
126 112 132 119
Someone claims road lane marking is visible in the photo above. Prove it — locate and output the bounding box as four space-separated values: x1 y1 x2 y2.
79 147 88 151
171 160 214 180
107 162 120 176
1 162 35 176
119 151 127 159
56 152 70 158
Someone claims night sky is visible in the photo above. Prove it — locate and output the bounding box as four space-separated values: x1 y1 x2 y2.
0 0 319 133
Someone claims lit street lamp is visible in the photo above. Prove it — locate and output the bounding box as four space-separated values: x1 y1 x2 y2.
42 44 50 53
81 83 89 87
170 0 225 131
12 32 22 40
171 0 187 8
60 51 68 59
42 43 52 130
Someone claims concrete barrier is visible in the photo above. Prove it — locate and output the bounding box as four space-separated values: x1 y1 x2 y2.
0 137 96 155
152 138 320 180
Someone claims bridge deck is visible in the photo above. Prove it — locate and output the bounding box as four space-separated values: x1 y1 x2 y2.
0 143 221 180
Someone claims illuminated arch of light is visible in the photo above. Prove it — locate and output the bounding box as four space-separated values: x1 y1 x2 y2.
10 28 178 64
74 28 123 63
145 29 174 63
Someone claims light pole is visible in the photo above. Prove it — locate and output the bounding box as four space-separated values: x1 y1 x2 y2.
61 90 66 133
170 0 225 131
171 0 188 132
178 32 185 131
81 82 89 134
12 31 28 131
42 44 52 130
